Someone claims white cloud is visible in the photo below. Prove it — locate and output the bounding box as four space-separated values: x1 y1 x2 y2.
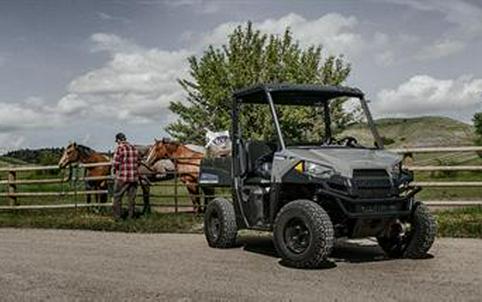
416 39 465 61
0 33 191 135
0 133 25 153
70 48 189 95
385 0 482 60
162 0 220 14
96 12 131 24
390 0 482 37
56 94 89 115
374 75 482 120
199 13 367 58
66 34 191 122
372 33 421 66
375 50 395 67
0 98 62 132
90 33 141 53
196 13 427 67
44 32 191 125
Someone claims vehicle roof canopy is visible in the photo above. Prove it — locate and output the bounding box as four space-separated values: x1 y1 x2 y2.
233 84 364 106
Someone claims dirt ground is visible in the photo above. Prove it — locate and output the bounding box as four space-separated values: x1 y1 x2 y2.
0 229 480 301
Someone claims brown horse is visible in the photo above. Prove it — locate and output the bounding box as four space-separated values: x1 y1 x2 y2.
58 142 110 204
145 138 211 212
59 142 175 213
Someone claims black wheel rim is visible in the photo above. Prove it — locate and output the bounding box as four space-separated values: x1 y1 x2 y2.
386 221 413 254
284 218 310 254
209 212 221 241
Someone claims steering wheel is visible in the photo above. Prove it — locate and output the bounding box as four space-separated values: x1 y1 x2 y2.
337 136 358 146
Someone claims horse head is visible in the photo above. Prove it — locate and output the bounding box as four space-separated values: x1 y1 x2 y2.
146 138 179 166
58 142 80 168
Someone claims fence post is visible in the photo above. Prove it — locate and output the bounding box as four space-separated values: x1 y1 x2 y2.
7 170 17 206
174 158 178 214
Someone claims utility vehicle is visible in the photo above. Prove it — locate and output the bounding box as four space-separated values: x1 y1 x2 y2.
199 84 436 268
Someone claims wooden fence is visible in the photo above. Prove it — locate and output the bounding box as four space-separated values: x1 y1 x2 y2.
391 146 482 207
0 146 481 211
0 159 216 212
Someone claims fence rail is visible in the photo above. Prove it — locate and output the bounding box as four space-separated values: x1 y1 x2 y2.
390 146 482 153
0 146 481 211
391 146 482 207
0 160 200 211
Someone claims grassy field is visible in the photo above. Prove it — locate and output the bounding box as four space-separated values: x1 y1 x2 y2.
434 206 482 238
0 206 480 238
0 209 204 233
413 152 482 201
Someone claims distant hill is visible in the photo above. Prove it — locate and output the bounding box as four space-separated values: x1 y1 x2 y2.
0 157 28 167
342 116 475 148
0 116 476 167
0 148 64 166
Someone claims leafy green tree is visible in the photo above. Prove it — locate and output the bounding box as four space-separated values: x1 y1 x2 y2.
473 112 482 136
473 112 482 145
167 22 352 144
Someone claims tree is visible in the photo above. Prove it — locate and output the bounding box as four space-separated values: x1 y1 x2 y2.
473 112 482 145
167 22 352 144
474 112 482 136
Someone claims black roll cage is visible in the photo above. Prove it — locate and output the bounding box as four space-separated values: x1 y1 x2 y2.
232 84 384 152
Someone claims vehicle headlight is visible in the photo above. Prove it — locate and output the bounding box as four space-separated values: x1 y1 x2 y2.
389 162 401 178
295 161 335 179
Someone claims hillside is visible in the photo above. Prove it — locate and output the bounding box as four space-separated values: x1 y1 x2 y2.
0 156 28 167
343 116 476 148
0 148 63 165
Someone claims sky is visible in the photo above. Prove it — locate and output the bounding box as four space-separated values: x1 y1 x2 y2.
1 0 482 152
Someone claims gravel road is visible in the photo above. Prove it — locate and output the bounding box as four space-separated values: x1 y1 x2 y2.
0 228 480 301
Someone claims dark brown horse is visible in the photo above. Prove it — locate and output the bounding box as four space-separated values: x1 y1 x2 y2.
145 138 211 212
58 142 110 204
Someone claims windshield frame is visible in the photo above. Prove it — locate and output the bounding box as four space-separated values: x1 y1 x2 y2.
264 89 384 150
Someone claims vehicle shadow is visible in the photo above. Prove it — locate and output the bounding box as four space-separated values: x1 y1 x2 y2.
238 235 396 269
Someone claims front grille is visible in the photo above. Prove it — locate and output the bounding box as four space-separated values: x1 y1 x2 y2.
353 169 389 178
352 169 392 198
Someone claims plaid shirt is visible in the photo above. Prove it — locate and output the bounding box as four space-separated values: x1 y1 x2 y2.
113 142 140 182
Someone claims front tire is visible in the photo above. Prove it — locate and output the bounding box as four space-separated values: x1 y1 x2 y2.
273 200 334 268
378 202 437 258
204 198 237 248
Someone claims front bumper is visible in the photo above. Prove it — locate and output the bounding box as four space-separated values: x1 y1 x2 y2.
316 185 420 218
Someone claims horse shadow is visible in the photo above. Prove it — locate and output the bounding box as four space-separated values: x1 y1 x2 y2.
237 235 402 270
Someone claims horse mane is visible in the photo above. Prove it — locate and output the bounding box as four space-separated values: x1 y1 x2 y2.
135 145 151 158
161 137 179 145
76 144 96 157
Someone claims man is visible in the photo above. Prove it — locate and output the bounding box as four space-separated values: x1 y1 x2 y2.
112 132 140 220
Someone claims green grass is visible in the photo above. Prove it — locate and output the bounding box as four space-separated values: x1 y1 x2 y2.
0 209 203 233
413 154 482 201
0 207 480 238
0 157 28 166
434 206 482 238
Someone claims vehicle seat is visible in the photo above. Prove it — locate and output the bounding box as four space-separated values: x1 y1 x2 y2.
246 140 275 179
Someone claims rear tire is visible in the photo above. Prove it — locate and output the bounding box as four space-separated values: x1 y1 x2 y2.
378 202 437 258
204 198 237 248
273 200 334 268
